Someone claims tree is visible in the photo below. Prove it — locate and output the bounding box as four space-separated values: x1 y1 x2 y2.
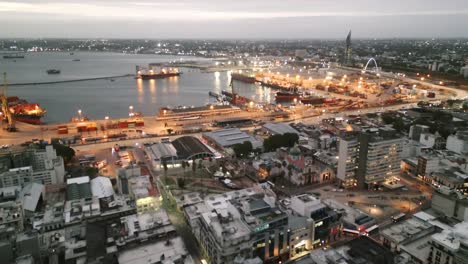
177 178 186 189
166 128 173 135
162 159 168 173
263 133 299 152
182 161 186 171
381 114 395 125
198 159 203 169
392 117 406 132
192 159 196 173
232 141 253 158
52 143 75 164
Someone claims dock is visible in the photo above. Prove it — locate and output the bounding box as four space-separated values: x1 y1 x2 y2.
9 74 134 86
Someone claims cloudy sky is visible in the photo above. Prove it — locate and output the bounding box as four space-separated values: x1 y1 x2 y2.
1 0 468 38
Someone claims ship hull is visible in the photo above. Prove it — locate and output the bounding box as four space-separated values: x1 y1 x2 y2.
275 92 300 102
139 73 180 79
12 114 43 125
231 73 256 83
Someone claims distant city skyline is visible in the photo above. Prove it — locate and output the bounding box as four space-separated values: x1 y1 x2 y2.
1 0 468 38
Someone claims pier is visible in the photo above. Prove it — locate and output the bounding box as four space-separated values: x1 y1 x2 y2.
9 74 134 86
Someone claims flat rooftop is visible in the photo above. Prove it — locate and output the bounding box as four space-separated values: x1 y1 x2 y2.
381 218 434 244
118 236 194 264
263 122 299 135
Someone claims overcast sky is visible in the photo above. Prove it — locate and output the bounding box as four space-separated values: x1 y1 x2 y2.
1 0 468 39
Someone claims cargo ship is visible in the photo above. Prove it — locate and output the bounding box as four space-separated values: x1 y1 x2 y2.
275 91 301 102
5 97 46 125
231 73 256 83
136 65 180 80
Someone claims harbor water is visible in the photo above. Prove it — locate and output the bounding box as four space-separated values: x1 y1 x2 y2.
0 52 273 123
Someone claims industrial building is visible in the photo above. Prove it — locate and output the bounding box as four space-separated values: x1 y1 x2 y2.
203 128 263 149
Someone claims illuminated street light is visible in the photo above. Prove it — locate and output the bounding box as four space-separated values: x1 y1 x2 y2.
78 109 82 119
105 116 109 120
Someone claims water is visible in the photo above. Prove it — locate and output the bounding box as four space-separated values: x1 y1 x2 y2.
0 52 272 123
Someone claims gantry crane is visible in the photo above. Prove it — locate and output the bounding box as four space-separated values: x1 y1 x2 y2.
2 72 16 132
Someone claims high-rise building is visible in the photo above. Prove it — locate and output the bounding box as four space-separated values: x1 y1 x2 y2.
344 30 352 65
337 127 404 189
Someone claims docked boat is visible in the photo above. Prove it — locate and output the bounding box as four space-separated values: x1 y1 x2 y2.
47 69 61 74
4 96 46 125
300 96 325 105
72 59 80 62
275 91 301 102
231 73 256 83
3 54 25 59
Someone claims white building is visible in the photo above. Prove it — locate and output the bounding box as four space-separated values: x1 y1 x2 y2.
446 131 468 154
0 145 65 188
337 128 403 189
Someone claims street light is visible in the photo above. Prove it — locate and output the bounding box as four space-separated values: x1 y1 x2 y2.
78 109 82 120
129 106 134 117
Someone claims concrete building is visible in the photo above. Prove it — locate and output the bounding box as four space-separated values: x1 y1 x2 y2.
428 221 468 264
381 217 438 254
289 194 343 256
293 236 394 264
409 124 430 141
203 128 263 150
117 236 194 264
183 184 289 264
337 127 404 189
0 145 65 188
446 131 468 155
420 132 446 150
431 188 468 222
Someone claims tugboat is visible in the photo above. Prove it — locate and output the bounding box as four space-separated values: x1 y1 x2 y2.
46 69 61 74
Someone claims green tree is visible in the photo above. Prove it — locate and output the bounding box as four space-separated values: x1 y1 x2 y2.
182 161 186 171
232 141 253 158
177 178 186 189
52 143 75 164
162 159 168 173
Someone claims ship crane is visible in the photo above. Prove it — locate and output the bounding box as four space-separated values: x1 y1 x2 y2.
1 72 16 132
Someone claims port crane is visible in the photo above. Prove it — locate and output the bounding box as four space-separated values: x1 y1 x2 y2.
1 73 16 132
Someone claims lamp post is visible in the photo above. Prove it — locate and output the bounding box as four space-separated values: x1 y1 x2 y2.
78 109 82 121
129 105 134 118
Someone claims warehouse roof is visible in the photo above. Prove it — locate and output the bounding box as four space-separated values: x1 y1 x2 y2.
172 136 214 160
203 128 262 148
263 122 299 135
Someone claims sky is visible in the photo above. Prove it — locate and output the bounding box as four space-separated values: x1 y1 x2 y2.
1 0 468 39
